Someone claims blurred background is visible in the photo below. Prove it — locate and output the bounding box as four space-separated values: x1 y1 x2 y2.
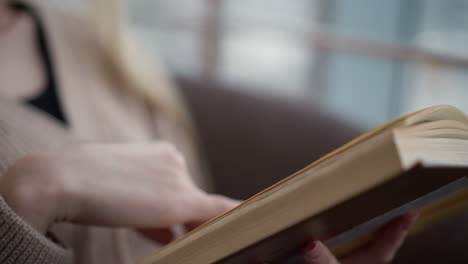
126 0 468 129
35 2 468 260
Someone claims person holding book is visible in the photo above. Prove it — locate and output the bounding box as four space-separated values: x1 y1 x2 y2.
0 1 417 263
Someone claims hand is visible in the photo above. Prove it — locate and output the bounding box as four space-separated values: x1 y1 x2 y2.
0 142 239 243
302 213 418 264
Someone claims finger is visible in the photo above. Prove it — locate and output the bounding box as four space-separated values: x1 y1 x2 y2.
206 194 242 213
142 195 240 243
302 241 340 264
188 194 241 224
343 212 419 264
139 227 174 244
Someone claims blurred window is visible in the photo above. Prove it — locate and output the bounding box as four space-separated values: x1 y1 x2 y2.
129 0 468 127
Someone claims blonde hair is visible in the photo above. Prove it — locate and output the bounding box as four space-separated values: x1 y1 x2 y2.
88 0 194 131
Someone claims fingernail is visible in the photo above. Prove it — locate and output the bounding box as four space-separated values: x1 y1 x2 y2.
302 241 320 262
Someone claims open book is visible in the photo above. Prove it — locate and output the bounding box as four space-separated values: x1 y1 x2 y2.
139 105 468 264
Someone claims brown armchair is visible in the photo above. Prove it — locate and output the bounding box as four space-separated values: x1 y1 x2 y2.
177 78 362 200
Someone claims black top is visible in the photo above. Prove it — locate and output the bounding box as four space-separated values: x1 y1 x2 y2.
11 1 68 125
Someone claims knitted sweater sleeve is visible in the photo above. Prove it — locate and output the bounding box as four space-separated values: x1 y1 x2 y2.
0 196 73 264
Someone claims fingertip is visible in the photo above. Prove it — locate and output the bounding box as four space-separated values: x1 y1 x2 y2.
302 241 340 264
190 194 241 223
208 194 242 212
302 241 321 263
302 241 318 255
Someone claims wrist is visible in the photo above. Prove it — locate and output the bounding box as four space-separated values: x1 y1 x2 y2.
0 153 65 233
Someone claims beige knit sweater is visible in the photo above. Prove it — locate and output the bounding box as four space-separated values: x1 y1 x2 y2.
0 197 72 264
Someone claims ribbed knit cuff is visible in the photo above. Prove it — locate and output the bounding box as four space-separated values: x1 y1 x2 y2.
0 196 73 264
